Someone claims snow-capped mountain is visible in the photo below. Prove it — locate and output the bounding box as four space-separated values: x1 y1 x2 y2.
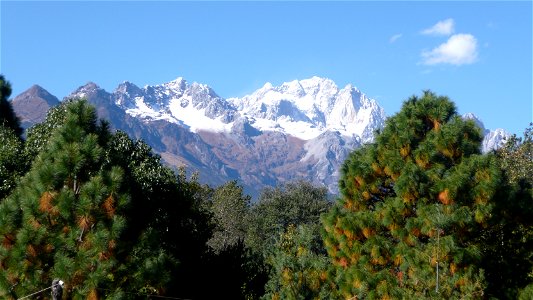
463 113 510 152
12 77 508 196
55 76 386 195
108 76 385 143
113 78 237 130
229 77 384 143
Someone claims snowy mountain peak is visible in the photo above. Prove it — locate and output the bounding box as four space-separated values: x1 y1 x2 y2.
462 113 510 152
168 76 186 86
226 77 385 141
462 112 487 133
14 77 512 196
76 82 100 93
108 76 386 142
68 82 103 100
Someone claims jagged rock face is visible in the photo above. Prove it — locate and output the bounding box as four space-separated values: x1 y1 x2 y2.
11 85 60 129
89 77 388 194
229 77 386 143
462 113 511 152
12 78 509 196
482 129 510 152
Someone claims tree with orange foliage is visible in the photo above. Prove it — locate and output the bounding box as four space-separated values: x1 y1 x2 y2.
0 100 129 299
322 91 501 299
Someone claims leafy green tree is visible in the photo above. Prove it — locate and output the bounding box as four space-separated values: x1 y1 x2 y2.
0 75 22 137
322 91 502 299
263 224 336 300
0 126 26 201
207 180 251 253
93 125 215 299
24 99 92 162
102 130 181 296
245 181 332 299
484 123 533 299
0 75 27 201
0 100 128 298
246 180 332 256
497 123 533 185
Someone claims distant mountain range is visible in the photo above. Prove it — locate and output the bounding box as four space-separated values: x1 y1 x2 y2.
11 77 510 196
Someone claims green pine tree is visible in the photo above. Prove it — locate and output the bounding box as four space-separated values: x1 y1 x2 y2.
0 126 26 201
322 91 501 299
0 100 128 299
0 75 27 201
0 75 23 137
263 224 337 300
245 181 332 300
24 99 83 162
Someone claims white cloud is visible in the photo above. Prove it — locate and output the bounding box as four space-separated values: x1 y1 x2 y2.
421 18 455 36
421 33 478 65
389 33 402 43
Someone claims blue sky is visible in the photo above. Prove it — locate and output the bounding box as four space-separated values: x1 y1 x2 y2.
1 1 532 135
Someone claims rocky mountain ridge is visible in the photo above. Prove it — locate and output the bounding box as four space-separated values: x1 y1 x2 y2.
12 77 509 196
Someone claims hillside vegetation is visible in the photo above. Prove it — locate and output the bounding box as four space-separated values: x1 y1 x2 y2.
1 75 532 299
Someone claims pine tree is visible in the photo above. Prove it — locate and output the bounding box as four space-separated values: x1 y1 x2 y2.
0 100 128 299
263 224 336 300
322 91 501 299
0 126 26 201
24 99 82 162
0 75 23 137
0 75 27 201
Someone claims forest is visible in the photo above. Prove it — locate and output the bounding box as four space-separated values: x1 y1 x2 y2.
1 74 532 299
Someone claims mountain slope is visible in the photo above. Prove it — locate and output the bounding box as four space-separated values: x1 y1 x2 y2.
12 78 509 196
463 113 511 152
101 76 385 194
11 85 60 129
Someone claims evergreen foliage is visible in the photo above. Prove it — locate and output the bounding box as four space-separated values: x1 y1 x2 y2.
246 180 332 256
497 123 533 185
102 130 180 296
100 131 214 298
322 91 501 299
246 180 332 300
24 99 83 161
207 180 251 253
0 126 27 201
263 224 336 300
2 75 530 299
0 100 128 298
0 75 23 137
0 75 27 201
484 123 533 298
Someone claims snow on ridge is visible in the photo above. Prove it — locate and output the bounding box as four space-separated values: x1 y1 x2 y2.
224 77 385 141
462 113 511 153
116 76 386 141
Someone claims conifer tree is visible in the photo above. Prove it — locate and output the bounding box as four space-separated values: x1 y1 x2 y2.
0 100 128 299
322 91 501 299
24 99 87 162
0 126 26 201
0 75 23 137
0 76 27 200
263 224 336 300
